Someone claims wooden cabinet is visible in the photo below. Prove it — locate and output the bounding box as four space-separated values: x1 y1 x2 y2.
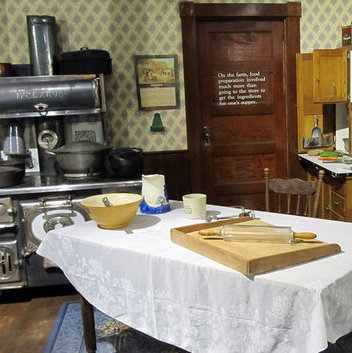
297 46 352 222
324 175 348 221
297 47 352 156
312 48 349 103
302 159 352 221
296 53 334 153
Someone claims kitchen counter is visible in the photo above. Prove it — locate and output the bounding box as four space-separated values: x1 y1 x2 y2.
0 172 142 196
299 154 352 221
298 153 352 177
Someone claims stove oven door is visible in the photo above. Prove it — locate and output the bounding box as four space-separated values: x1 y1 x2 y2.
20 195 90 256
0 198 25 289
0 240 21 284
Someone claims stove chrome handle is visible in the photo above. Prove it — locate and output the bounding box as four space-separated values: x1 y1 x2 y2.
39 195 73 210
0 205 15 218
0 222 17 230
0 198 16 223
34 103 49 116
6 206 15 217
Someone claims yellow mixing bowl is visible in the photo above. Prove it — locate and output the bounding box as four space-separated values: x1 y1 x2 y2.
81 193 143 229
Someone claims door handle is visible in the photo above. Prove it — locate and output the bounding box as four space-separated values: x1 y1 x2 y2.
202 126 212 146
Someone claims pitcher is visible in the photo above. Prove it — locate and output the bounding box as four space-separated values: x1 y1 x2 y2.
140 174 170 214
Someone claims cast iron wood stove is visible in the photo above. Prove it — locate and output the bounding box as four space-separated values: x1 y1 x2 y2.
0 173 141 290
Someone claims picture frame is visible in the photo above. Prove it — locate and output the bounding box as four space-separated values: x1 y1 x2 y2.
134 55 180 110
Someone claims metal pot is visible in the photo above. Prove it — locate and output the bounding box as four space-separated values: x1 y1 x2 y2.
108 148 143 178
49 141 111 174
0 166 24 187
0 158 26 180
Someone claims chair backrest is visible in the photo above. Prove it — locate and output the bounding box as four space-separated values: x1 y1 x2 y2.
264 168 324 218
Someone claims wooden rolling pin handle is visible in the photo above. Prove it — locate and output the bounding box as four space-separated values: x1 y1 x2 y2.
199 229 221 236
292 232 316 239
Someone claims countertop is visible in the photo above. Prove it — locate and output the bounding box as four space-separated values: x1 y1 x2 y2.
298 153 352 177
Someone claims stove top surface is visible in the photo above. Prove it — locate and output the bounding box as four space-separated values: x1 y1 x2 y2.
0 172 142 196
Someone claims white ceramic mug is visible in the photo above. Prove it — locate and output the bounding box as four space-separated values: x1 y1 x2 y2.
182 193 207 219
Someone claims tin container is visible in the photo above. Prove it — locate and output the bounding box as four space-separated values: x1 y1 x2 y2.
342 25 351 46
27 15 58 75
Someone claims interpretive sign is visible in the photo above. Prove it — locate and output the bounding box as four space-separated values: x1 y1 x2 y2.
216 70 268 107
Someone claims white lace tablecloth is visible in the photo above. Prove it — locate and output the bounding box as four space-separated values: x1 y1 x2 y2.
37 201 352 353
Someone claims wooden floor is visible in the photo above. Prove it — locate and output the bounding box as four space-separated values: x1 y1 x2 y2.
0 285 79 353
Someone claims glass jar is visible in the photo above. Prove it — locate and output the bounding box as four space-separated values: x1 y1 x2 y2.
3 122 26 156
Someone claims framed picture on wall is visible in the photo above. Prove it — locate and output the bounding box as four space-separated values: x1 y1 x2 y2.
134 55 180 110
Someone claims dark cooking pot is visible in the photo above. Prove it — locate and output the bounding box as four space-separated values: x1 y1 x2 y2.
0 158 26 180
49 141 111 174
0 166 24 188
58 47 112 75
108 147 143 178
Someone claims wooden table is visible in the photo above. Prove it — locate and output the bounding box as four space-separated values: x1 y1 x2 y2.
37 202 352 353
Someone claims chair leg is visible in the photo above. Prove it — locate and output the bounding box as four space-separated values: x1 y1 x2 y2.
264 167 270 211
80 295 97 353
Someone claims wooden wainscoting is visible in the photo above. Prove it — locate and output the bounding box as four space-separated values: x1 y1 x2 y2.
142 150 191 201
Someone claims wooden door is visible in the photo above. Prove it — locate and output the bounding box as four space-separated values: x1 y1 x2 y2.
180 2 301 209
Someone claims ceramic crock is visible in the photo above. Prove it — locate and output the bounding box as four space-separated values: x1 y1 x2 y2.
140 174 171 214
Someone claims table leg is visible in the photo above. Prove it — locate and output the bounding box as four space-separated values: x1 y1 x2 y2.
79 295 97 353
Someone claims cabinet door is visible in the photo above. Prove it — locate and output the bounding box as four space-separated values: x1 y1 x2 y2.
296 53 323 152
313 48 348 103
296 53 334 153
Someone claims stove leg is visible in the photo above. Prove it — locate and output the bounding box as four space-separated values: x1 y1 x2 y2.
80 294 97 353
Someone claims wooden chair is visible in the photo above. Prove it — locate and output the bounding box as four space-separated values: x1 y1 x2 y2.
264 168 324 218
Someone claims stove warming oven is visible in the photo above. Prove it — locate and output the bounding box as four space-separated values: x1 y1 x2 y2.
0 174 141 290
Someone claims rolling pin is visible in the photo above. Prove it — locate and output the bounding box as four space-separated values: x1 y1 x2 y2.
199 224 317 243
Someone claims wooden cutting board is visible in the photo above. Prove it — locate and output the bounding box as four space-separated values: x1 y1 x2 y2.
170 217 341 276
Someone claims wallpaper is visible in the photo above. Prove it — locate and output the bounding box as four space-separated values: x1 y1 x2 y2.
0 0 351 151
